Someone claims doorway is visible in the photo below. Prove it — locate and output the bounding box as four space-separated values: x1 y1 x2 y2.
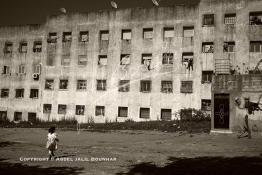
214 94 230 129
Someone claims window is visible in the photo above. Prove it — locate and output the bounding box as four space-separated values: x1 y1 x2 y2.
182 52 194 71
118 107 128 117
161 81 173 93
18 64 25 74
142 54 152 65
30 89 39 99
0 111 7 121
58 104 67 114
140 80 151 93
143 28 153 39
223 42 235 52
43 104 52 114
119 80 130 92
33 41 42 52
47 32 57 43
79 31 89 42
250 41 262 52
180 81 193 93
4 42 12 53
161 109 172 121
183 26 194 37
100 30 109 41
19 42 27 53
201 99 211 111
95 106 105 116
202 71 213 83
98 55 107 66
59 80 68 90
77 80 87 90
203 14 215 26
33 64 41 74
78 55 88 66
140 108 150 119
62 32 72 42
1 89 9 98
202 42 214 53
120 54 131 65
15 89 24 98
2 66 10 75
97 80 106 91
224 13 236 25
61 55 70 66
122 29 132 40
45 79 54 90
250 12 262 25
163 27 174 38
28 113 37 123
14 112 22 121
162 53 173 64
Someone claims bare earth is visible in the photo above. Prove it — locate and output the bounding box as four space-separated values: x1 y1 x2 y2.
0 128 262 175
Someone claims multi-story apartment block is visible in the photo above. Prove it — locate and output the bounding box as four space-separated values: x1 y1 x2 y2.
0 0 261 131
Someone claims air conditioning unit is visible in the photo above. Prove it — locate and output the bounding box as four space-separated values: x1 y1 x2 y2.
32 73 39 80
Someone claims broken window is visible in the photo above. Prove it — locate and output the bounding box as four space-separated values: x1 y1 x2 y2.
30 89 39 99
98 55 107 66
18 64 25 74
97 80 107 91
250 12 262 25
161 81 173 93
95 106 105 116
61 55 71 66
79 31 89 42
201 99 211 111
47 32 57 43
202 42 214 53
118 107 128 117
161 109 172 121
120 54 131 65
140 80 151 93
100 30 109 41
77 80 87 90
182 52 194 71
224 13 236 25
4 42 12 54
143 28 153 39
0 111 7 121
33 41 42 52
43 104 52 114
140 108 150 119
58 104 67 114
122 29 132 40
59 80 68 90
2 66 10 75
202 71 213 83
62 32 72 42
162 53 173 64
78 55 88 66
1 89 9 98
119 80 130 92
183 26 194 37
142 54 152 69
181 81 193 93
203 14 215 26
28 113 37 123
163 27 174 38
45 79 54 90
15 89 24 98
223 42 235 52
250 41 262 52
14 112 22 121
19 41 27 53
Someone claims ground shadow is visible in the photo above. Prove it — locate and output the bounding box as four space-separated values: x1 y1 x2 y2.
0 159 84 175
116 156 262 175
0 141 17 148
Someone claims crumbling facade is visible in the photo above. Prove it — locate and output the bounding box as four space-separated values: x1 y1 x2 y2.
0 0 261 128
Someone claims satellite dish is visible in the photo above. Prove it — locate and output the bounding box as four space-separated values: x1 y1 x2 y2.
152 0 160 6
111 1 118 9
60 8 67 14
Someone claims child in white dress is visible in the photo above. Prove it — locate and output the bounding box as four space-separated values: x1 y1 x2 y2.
46 126 59 160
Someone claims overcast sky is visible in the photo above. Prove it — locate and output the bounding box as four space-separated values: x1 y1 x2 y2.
0 0 199 26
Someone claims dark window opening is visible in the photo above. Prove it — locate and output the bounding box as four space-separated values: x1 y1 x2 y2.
4 42 13 54
120 54 131 65
119 80 130 92
43 104 52 114
118 107 128 117
19 42 27 53
28 113 37 123
224 42 235 52
250 41 262 52
2 66 10 75
181 81 193 93
250 12 262 25
79 31 89 42
0 111 7 121
182 52 194 71
161 81 173 93
97 80 106 91
202 71 213 83
59 80 68 90
161 109 172 121
201 99 211 111
162 53 173 64
62 32 72 42
1 89 9 98
33 41 42 52
15 89 24 98
58 104 67 114
202 42 214 53
45 79 54 90
14 112 22 121
77 80 87 90
140 80 151 93
30 89 39 99
203 14 215 26
95 106 105 116
140 108 150 119
47 32 57 43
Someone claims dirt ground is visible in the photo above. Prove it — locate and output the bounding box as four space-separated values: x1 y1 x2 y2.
0 128 262 175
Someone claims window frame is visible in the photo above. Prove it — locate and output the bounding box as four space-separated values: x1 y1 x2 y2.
95 106 105 116
180 81 193 93
140 80 152 93
140 107 150 119
97 80 107 91
118 107 128 117
161 81 173 93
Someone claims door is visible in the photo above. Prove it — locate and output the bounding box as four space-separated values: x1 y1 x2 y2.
214 94 230 129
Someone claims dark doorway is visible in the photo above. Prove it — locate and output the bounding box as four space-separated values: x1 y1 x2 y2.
0 111 7 121
214 94 230 129
28 113 37 123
